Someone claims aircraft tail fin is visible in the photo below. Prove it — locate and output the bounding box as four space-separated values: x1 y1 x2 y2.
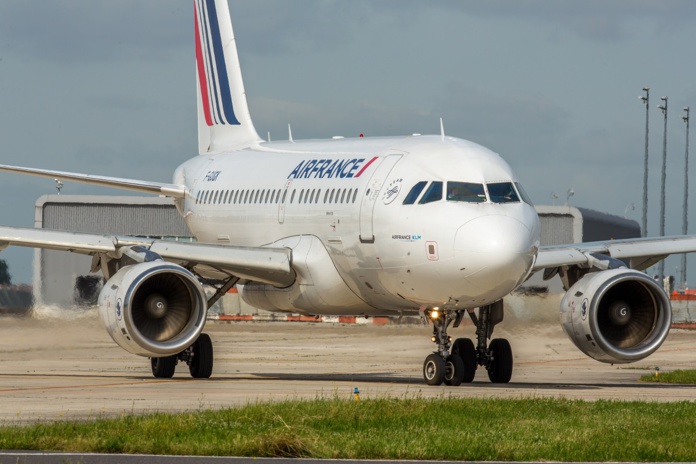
194 0 262 154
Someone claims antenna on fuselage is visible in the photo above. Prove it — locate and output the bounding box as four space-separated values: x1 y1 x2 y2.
288 124 294 143
440 118 445 141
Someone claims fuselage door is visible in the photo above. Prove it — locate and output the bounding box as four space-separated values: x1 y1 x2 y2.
278 179 292 224
359 154 402 243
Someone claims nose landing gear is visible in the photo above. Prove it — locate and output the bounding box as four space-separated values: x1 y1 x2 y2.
421 300 513 385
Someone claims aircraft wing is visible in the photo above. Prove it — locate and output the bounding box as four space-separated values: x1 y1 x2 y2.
0 225 294 287
533 235 696 273
0 164 186 198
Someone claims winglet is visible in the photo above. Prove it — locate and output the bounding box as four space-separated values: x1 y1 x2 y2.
194 0 262 154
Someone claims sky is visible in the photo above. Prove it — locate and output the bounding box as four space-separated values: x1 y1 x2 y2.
0 1 695 286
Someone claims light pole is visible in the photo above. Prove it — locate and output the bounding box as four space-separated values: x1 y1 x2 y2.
639 87 650 237
566 189 574 206
681 107 690 289
657 96 668 283
550 193 559 206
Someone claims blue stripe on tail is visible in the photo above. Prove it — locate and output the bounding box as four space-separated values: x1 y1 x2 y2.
205 0 240 126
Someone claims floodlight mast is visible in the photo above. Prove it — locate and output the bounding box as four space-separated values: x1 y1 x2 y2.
681 107 690 290
639 87 650 238
657 96 668 284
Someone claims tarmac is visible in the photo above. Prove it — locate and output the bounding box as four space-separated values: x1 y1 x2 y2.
1 298 696 425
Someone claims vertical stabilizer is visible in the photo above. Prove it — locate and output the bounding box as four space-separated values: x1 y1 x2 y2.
194 0 261 154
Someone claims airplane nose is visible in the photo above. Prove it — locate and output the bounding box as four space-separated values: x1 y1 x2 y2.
454 215 536 292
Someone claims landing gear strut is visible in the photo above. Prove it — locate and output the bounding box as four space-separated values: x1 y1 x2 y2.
421 300 513 385
150 332 214 379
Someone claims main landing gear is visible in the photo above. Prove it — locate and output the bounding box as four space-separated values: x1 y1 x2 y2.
421 300 513 386
150 333 214 379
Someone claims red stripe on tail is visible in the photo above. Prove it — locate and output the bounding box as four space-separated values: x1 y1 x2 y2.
194 3 214 127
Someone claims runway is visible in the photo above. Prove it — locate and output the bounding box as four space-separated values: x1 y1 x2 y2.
1 303 696 424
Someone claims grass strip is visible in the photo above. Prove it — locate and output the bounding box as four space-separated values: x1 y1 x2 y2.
639 369 696 384
1 397 696 461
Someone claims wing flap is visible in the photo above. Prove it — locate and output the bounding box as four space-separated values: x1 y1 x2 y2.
0 226 294 287
149 241 294 286
0 226 118 254
534 235 696 272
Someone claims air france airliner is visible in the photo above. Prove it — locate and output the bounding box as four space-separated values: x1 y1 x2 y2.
1 0 695 385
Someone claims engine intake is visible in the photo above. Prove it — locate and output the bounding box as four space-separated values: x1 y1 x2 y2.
98 261 207 357
560 269 671 363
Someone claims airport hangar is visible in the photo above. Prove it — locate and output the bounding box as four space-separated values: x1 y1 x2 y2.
32 195 641 314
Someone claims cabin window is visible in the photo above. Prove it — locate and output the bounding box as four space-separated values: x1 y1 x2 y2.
290 189 296 203
447 182 486 203
419 182 443 204
243 190 249 204
340 189 347 203
487 182 519 204
324 190 330 203
329 189 335 203
202 191 209 204
299 189 306 204
403 181 427 205
352 189 358 203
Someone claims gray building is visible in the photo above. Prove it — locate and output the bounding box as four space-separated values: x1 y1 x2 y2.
536 205 640 246
34 195 192 307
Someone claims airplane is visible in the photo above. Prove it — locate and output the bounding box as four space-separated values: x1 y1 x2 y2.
1 0 695 386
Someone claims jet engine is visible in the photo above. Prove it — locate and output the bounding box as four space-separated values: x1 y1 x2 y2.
98 261 207 357
560 268 671 363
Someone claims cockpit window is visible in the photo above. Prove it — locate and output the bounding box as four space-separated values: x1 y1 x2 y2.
402 181 428 205
446 182 486 203
419 181 443 204
487 182 520 203
515 182 534 205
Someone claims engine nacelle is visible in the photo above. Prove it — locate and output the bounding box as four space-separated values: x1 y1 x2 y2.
560 268 671 363
98 261 207 357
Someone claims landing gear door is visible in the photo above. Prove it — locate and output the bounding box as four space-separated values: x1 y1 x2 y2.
359 154 402 243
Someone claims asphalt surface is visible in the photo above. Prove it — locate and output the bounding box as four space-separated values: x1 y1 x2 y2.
1 297 696 426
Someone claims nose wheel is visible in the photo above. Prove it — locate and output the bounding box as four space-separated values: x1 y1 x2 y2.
421 300 513 385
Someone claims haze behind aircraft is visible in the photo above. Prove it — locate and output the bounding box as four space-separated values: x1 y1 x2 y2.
1 0 695 385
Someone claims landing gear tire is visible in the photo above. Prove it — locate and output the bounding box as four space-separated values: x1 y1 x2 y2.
189 333 214 379
443 354 465 386
487 338 513 384
151 355 177 378
423 353 446 386
452 337 477 383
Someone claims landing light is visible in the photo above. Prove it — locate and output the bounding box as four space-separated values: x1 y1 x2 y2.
431 309 440 320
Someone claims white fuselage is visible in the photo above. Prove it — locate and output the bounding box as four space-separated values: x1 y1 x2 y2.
173 134 541 315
